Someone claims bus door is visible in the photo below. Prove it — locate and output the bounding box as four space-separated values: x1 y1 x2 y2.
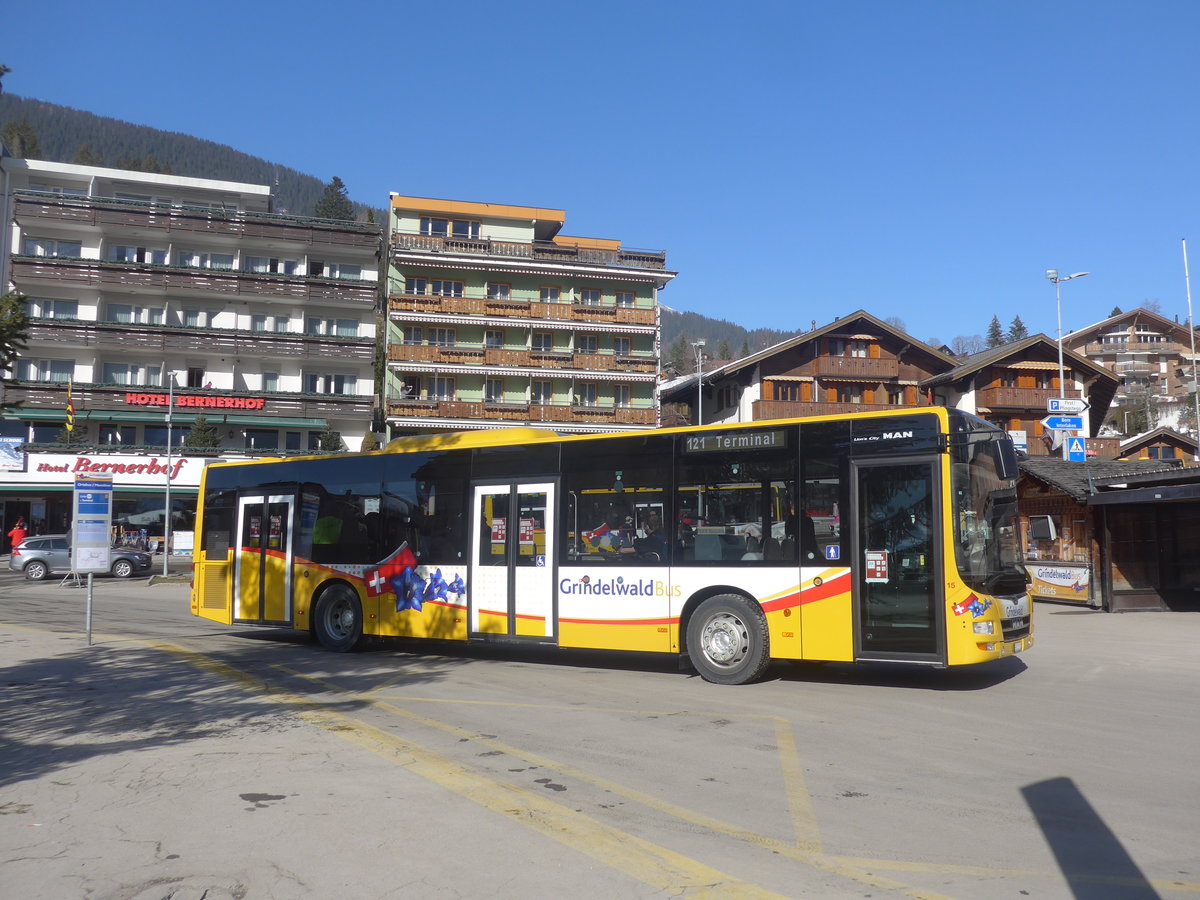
851 459 943 661
234 493 296 625
469 482 556 640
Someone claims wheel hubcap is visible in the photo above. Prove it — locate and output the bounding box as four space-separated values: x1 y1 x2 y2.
701 613 747 667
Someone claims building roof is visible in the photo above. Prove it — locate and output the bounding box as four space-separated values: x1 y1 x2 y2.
1118 426 1199 457
1063 306 1198 344
1019 456 1184 501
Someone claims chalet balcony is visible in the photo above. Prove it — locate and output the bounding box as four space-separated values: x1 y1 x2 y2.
976 387 1082 409
389 344 655 372
812 356 900 379
752 399 922 419
24 319 374 363
3 381 371 420
11 257 379 306
387 290 656 326
12 191 381 249
390 231 667 271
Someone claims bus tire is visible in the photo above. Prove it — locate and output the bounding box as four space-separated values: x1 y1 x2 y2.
686 594 770 685
313 583 364 652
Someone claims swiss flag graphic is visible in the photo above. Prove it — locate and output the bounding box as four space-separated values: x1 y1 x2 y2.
363 542 417 597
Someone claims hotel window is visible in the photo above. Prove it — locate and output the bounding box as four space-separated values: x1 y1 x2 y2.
404 277 427 295
615 290 635 308
244 256 298 275
24 237 82 258
540 286 561 302
304 373 358 395
402 326 423 346
485 330 504 350
275 316 290 333
175 250 234 270
579 289 601 306
244 256 271 273
428 376 455 401
532 380 553 404
836 385 862 404
576 383 598 407
109 245 167 265
428 328 456 347
577 335 599 354
99 425 136 447
614 384 632 408
109 304 164 325
186 367 206 388
20 359 74 383
774 382 799 402
252 315 269 332
183 309 206 328
451 219 481 239
613 336 631 357
485 378 504 403
887 387 905 405
101 363 154 385
29 183 87 198
532 332 553 352
244 430 279 450
262 372 279 392
420 217 449 237
28 298 78 320
286 432 302 451
486 282 511 300
311 261 362 280
431 280 463 297
306 317 359 338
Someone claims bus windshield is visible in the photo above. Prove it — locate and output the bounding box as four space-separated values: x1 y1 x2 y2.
951 428 1025 596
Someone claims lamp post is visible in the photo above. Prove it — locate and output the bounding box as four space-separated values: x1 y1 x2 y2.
1182 240 1200 461
162 370 175 576
1045 269 1089 401
692 339 706 426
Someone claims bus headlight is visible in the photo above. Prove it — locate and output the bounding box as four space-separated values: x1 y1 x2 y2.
972 621 995 635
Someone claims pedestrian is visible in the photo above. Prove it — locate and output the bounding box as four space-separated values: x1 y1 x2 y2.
7 516 27 552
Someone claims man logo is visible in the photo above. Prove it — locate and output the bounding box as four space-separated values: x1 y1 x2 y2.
883 430 914 439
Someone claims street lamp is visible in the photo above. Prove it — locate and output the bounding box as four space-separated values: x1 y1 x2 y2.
692 340 706 425
1045 270 1089 400
162 370 175 576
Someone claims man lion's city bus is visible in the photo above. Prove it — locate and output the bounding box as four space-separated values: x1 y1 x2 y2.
190 408 1031 684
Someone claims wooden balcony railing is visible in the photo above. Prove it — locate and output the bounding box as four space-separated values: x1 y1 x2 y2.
388 344 655 372
13 192 381 249
24 319 374 362
387 293 657 326
12 257 379 306
391 231 667 270
812 356 900 379
751 399 920 419
976 387 1082 409
387 400 656 426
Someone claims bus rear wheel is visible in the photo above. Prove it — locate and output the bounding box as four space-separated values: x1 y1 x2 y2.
313 583 364 652
686 594 770 685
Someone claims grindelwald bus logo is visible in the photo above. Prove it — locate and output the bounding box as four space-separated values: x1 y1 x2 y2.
560 575 680 597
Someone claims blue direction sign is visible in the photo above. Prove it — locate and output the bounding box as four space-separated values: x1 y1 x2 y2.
1041 415 1084 431
1066 436 1086 462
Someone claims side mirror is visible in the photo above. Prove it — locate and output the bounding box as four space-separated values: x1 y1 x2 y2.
993 439 1020 481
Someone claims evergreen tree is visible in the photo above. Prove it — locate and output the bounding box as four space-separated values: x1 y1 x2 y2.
314 176 354 221
0 64 12 94
1 117 40 157
0 291 29 380
669 335 688 374
1007 315 1029 342
986 315 1005 348
72 144 104 166
316 423 343 452
183 413 221 449
740 339 750 357
1109 306 1123 317
718 339 732 360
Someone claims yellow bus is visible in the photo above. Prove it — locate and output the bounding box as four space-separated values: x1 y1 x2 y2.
191 408 1031 684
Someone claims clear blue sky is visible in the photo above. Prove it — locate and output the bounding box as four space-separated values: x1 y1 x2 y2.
7 0 1200 346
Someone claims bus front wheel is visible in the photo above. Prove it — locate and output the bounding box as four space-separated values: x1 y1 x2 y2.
686 594 770 685
313 583 364 652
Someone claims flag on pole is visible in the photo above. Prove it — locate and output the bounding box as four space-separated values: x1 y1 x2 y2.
66 379 75 434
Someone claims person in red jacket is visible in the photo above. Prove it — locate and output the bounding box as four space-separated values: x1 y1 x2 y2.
7 517 28 552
